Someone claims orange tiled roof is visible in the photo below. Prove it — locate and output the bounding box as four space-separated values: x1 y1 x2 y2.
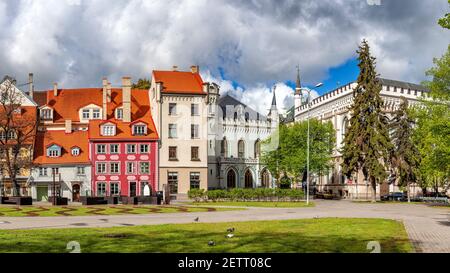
153 70 205 94
0 106 37 145
33 130 90 165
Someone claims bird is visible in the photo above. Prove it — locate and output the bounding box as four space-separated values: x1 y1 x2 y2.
208 241 215 246
194 217 199 222
226 234 234 238
227 227 235 233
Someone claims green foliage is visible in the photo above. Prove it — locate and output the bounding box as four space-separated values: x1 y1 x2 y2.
189 188 305 202
438 1 450 29
260 120 335 185
187 189 206 202
132 78 151 89
341 40 392 201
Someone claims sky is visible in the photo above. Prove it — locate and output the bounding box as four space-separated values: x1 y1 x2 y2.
0 0 449 115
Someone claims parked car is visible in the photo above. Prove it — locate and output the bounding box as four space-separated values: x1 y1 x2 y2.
380 192 407 202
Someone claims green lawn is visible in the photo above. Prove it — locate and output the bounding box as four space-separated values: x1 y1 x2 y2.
0 218 413 253
0 205 239 217
191 201 314 208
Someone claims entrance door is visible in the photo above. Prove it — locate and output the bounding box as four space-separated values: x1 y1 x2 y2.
244 170 253 188
72 184 81 202
129 182 137 197
261 169 270 188
227 170 236 188
37 186 48 201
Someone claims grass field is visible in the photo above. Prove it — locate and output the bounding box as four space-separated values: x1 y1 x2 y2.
191 201 314 208
0 218 413 253
0 205 240 217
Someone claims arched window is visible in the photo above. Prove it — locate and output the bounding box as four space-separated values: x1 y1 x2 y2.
238 140 245 158
341 117 348 139
245 170 253 188
254 139 261 158
221 138 228 157
227 169 236 188
261 169 270 188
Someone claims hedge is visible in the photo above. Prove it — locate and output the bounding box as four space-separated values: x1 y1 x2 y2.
187 188 305 202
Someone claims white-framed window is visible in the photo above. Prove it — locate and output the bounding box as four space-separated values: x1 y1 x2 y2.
139 162 150 174
126 162 136 174
110 162 120 174
102 125 116 136
140 144 149 154
110 144 119 154
96 144 106 154
96 162 106 174
76 167 85 175
97 182 106 196
191 103 199 116
0 131 5 140
127 144 136 154
41 108 53 120
133 125 146 136
47 144 61 157
7 130 16 140
51 168 59 175
39 167 47 176
190 172 200 189
82 109 90 119
191 124 199 139
169 103 177 115
71 147 80 156
110 182 120 195
168 124 177 138
92 109 101 119
116 108 123 120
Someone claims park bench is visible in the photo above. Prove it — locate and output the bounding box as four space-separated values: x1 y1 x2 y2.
80 196 108 205
1 196 33 205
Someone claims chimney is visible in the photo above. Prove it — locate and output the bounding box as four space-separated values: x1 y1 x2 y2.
172 65 178 71
102 77 108 120
190 65 199 74
53 82 58 96
107 82 112 102
65 120 72 134
122 77 132 122
28 73 34 99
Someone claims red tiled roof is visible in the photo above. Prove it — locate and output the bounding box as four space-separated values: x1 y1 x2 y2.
0 106 37 145
33 130 90 165
152 70 205 94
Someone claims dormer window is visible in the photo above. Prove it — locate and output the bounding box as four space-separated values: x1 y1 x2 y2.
71 147 81 156
41 108 53 120
82 109 90 119
115 108 123 120
133 124 147 136
92 109 101 119
47 144 62 158
80 104 102 121
101 123 116 136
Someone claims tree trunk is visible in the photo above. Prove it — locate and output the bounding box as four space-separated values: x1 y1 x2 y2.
12 178 21 197
370 176 377 203
407 182 411 203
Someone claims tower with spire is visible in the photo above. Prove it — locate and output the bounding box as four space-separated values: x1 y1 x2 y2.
268 85 279 128
294 66 303 111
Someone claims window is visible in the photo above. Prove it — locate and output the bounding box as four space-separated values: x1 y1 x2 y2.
39 168 47 176
127 144 136 154
97 144 106 154
102 125 116 136
140 162 150 174
76 167 85 175
110 183 120 195
7 130 16 139
191 124 199 139
51 168 59 175
169 103 177 115
221 138 228 157
96 163 106 174
190 172 200 189
82 109 90 119
110 162 120 174
191 104 199 116
97 182 106 196
110 144 119 154
238 140 245 158
0 131 5 140
169 146 177 160
140 144 149 154
47 145 61 157
71 147 80 156
133 125 146 136
191 146 199 161
93 109 101 119
126 162 136 174
116 108 123 120
168 124 177 138
168 172 178 194
254 140 261 158
41 109 52 120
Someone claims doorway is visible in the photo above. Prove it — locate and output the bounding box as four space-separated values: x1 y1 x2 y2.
72 184 80 202
37 186 48 201
129 182 137 197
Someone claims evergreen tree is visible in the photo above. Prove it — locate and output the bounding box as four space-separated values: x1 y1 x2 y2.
390 97 420 202
341 40 392 202
132 78 151 89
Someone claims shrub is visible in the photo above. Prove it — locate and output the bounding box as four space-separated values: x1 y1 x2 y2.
187 189 206 202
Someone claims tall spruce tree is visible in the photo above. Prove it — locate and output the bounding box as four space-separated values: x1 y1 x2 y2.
390 97 420 202
341 40 392 202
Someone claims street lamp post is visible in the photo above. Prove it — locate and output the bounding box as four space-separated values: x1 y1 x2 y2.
300 83 323 205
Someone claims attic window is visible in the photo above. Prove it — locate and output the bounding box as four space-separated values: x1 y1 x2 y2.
71 147 80 156
41 108 53 120
47 144 61 158
116 108 123 120
133 124 147 136
101 124 116 136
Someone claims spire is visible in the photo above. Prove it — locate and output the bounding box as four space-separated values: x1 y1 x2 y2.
271 85 277 107
296 65 301 89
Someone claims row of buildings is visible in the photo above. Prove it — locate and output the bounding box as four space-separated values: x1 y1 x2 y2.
0 66 278 202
